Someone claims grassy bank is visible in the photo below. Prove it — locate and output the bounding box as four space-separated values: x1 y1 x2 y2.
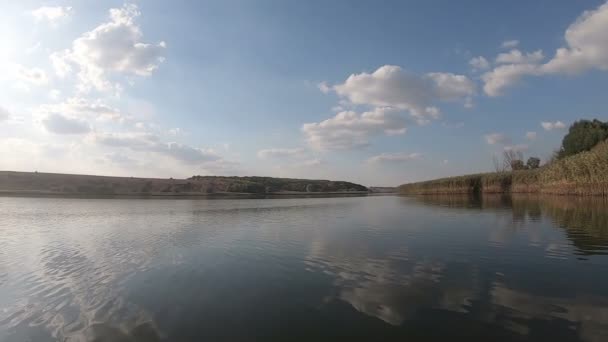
399 140 608 196
0 171 368 196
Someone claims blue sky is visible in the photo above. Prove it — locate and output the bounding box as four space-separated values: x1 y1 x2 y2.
0 0 607 186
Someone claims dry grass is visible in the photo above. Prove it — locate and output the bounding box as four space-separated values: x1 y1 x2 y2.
399 140 608 196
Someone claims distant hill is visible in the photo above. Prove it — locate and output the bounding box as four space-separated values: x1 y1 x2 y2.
0 171 368 196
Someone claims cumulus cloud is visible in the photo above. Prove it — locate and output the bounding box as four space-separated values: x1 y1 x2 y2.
92 132 220 164
317 82 331 94
50 4 166 92
482 2 608 96
302 108 407 150
496 49 544 64
37 98 123 122
257 148 305 159
31 6 72 24
367 152 422 164
484 133 509 145
0 107 9 122
329 65 474 122
482 62 539 96
541 121 566 131
426 72 476 100
469 56 490 71
41 113 91 134
541 2 608 74
501 40 519 49
526 131 537 140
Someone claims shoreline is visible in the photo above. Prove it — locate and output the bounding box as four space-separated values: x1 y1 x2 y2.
0 170 370 198
399 140 608 197
0 189 371 199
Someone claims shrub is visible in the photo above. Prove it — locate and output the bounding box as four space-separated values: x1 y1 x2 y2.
559 119 608 158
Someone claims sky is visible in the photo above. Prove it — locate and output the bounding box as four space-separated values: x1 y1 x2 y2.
1 0 607 186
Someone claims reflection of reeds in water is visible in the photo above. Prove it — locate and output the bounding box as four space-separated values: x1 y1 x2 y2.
534 196 608 255
409 194 608 256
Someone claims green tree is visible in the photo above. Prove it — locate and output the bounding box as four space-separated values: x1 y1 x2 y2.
526 157 540 169
559 119 608 158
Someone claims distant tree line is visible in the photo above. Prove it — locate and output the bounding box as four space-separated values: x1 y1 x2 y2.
493 118 608 172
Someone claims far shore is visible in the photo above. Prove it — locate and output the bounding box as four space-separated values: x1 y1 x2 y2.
0 189 371 199
0 171 375 199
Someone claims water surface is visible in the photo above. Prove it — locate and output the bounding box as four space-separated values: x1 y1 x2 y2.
1 195 608 341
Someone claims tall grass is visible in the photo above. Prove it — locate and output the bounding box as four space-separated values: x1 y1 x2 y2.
399 140 608 196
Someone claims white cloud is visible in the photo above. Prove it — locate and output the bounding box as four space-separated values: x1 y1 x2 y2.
482 62 539 96
50 4 166 92
483 2 608 96
159 142 220 164
484 133 509 145
317 81 331 94
367 152 422 164
541 2 608 74
37 98 123 122
48 89 61 100
496 49 544 64
526 131 537 140
541 121 566 131
0 107 9 122
469 56 490 71
501 40 520 49
16 65 49 87
330 65 473 123
302 108 407 150
41 113 91 134
426 72 476 100
31 6 72 25
257 148 305 159
91 132 221 164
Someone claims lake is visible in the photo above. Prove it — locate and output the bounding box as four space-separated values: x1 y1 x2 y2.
1 195 608 341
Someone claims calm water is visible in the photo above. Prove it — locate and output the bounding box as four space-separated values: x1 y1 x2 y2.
1 195 608 341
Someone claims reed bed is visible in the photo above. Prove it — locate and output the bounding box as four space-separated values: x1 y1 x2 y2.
399 141 608 196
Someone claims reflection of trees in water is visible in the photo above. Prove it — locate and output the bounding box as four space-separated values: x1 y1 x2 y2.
406 194 608 256
313 195 608 340
535 196 608 256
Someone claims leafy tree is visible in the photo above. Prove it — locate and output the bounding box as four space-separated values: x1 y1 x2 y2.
526 157 541 169
559 119 608 158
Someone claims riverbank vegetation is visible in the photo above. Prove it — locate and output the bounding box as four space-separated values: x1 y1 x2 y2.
400 119 608 196
0 172 368 196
